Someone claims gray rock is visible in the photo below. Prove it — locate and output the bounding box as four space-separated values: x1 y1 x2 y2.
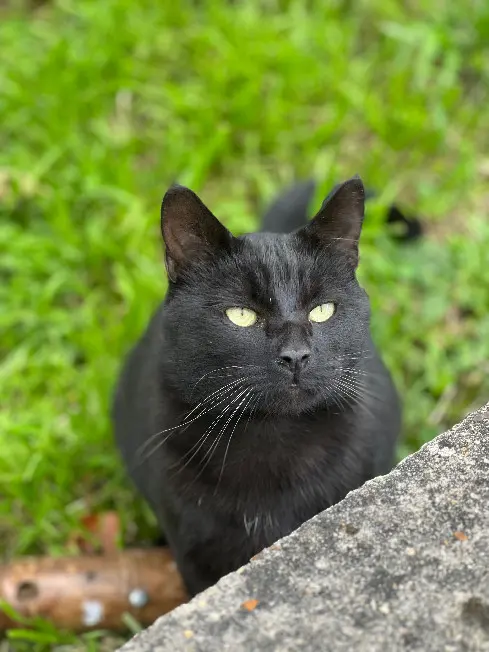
119 403 489 652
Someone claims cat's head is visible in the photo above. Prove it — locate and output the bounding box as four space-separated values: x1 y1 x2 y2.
159 177 371 417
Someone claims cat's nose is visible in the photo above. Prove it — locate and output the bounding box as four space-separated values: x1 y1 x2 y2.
278 347 311 372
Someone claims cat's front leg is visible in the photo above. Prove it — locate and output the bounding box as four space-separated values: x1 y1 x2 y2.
176 549 222 598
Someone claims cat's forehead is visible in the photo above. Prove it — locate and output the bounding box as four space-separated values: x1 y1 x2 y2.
231 233 331 308
241 234 303 279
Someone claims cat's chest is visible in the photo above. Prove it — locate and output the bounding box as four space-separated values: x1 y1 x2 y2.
165 408 363 540
240 499 318 548
194 465 330 547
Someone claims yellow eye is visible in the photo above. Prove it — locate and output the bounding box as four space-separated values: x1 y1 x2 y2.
308 302 335 323
225 307 258 327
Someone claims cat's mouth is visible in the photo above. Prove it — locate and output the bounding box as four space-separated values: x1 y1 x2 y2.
266 381 320 416
283 377 316 399
289 368 313 392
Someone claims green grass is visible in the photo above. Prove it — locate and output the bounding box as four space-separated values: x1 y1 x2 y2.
1 0 489 648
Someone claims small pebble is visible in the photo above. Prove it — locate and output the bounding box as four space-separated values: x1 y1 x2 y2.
129 588 149 608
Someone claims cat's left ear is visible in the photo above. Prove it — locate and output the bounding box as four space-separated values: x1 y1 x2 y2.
161 185 232 282
300 175 365 268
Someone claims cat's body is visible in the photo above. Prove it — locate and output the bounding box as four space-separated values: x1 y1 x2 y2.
113 177 401 596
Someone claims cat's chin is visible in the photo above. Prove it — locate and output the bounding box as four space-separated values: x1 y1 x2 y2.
263 384 323 417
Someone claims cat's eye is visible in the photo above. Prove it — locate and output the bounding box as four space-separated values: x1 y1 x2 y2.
308 302 335 323
225 307 258 327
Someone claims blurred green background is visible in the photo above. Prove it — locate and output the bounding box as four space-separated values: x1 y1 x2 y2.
1 0 489 647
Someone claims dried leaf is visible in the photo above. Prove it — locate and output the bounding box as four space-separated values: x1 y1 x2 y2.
242 599 259 612
98 511 121 555
453 531 468 541
69 511 121 554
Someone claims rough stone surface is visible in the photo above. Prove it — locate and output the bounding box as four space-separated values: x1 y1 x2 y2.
120 403 489 652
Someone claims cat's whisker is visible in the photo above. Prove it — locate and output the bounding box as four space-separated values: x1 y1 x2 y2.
333 376 363 398
336 367 372 378
323 378 348 412
176 387 250 467
330 350 372 361
340 374 386 404
215 389 255 493
245 393 262 434
322 380 344 413
189 365 261 398
326 236 362 243
340 368 381 388
165 380 250 441
139 378 245 454
184 376 252 416
333 348 371 355
172 386 252 474
333 377 379 421
174 387 254 491
199 388 253 470
137 378 249 462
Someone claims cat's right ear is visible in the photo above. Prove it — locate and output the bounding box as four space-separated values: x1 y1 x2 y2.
160 185 232 282
299 176 365 268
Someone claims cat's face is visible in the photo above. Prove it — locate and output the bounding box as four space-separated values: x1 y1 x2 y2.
160 178 371 416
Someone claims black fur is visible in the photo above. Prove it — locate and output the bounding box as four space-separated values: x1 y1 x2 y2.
112 176 401 597
262 179 423 240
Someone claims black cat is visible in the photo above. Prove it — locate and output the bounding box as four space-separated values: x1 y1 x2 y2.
112 176 401 597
